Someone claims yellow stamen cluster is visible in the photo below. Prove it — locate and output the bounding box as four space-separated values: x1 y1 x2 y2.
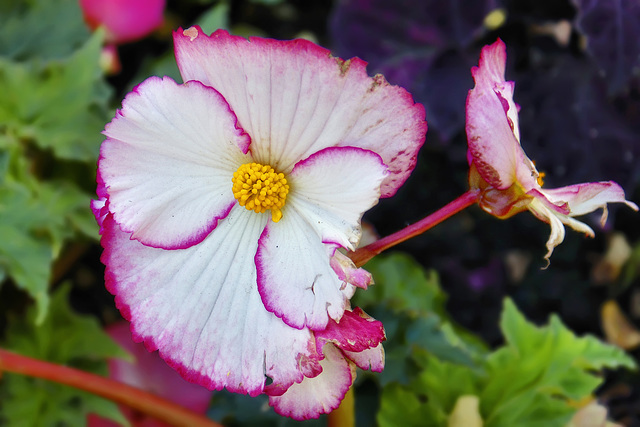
232 162 289 222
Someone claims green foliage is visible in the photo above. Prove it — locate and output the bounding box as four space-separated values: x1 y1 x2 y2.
0 0 90 60
0 31 111 161
371 254 635 427
0 0 111 323
355 253 487 386
0 284 131 426
480 299 635 426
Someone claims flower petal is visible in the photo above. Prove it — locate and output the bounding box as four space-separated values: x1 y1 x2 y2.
540 181 639 220
105 322 213 414
466 39 534 190
101 207 311 397
343 343 385 373
330 250 373 290
267 344 355 420
256 147 387 330
528 199 571 263
289 146 388 250
100 76 250 249
256 211 352 331
314 307 386 353
173 27 426 198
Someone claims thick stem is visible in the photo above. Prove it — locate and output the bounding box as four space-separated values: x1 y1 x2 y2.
328 386 355 427
0 349 221 427
350 190 480 267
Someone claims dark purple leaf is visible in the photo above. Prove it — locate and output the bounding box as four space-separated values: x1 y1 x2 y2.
515 53 640 191
329 0 498 61
573 0 640 94
329 0 497 140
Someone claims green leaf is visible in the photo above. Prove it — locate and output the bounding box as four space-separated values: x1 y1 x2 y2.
0 31 111 161
378 383 445 427
412 355 482 414
480 299 636 426
0 0 91 60
357 253 447 317
0 175 97 322
0 182 53 323
356 253 487 373
196 1 230 33
1 284 130 426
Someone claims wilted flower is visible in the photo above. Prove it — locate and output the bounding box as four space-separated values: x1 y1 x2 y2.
466 39 637 262
93 27 426 418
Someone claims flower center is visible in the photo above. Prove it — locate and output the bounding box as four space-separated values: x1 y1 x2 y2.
232 162 289 222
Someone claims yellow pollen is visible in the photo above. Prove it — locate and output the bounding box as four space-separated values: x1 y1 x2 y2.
531 160 546 187
232 162 289 222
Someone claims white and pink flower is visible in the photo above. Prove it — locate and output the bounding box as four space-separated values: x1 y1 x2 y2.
466 39 638 262
93 27 426 418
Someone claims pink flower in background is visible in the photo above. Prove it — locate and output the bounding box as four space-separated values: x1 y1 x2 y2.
79 0 165 74
93 27 425 418
88 322 212 427
79 0 165 45
466 39 638 262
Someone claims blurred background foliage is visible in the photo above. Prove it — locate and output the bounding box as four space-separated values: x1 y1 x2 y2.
0 0 639 425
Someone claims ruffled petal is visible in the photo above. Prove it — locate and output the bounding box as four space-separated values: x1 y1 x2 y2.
466 39 534 190
91 171 109 232
268 344 355 420
528 199 571 263
101 207 311 397
174 27 426 198
540 181 638 220
256 211 352 330
343 342 385 373
314 307 386 353
330 250 373 290
100 76 250 249
288 146 388 250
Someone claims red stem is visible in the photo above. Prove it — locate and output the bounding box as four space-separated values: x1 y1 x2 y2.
349 189 480 267
0 348 221 427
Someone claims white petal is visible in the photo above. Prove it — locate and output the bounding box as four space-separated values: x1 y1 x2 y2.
289 146 388 250
101 206 311 396
174 28 426 197
528 199 568 264
256 211 353 330
101 76 250 249
268 344 355 420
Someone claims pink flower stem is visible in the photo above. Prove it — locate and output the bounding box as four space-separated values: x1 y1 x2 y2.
349 189 480 267
0 348 221 427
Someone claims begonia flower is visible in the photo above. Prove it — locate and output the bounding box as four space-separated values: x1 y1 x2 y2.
92 26 426 418
466 39 638 262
